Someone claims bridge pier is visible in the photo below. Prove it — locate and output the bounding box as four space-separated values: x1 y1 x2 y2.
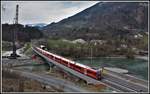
48 64 55 73
45 60 55 73
33 53 55 73
49 66 52 73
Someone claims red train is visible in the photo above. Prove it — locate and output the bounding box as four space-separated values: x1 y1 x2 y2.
34 46 102 80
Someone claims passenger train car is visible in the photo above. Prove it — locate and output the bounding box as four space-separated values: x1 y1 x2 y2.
33 45 102 80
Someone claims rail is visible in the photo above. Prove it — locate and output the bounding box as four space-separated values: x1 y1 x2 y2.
32 46 148 92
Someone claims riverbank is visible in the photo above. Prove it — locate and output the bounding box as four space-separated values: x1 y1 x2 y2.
105 55 148 61
76 57 148 80
135 55 148 61
73 55 148 61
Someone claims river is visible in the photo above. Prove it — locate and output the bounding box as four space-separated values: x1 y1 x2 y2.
75 57 148 80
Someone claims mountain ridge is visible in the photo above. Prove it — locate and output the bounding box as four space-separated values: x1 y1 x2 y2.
42 2 148 40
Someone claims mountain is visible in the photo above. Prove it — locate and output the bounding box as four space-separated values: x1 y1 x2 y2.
26 23 47 30
42 2 148 40
27 23 47 27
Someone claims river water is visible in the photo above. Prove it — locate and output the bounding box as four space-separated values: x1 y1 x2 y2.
75 57 148 80
17 56 148 81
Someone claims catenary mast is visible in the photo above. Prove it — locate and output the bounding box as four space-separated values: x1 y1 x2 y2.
10 5 20 59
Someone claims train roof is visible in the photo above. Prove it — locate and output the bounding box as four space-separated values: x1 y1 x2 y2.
37 47 96 71
51 53 92 69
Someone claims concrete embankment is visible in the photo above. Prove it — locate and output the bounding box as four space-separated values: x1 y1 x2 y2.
135 56 148 61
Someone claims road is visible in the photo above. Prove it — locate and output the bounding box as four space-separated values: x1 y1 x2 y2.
2 47 28 58
5 69 87 92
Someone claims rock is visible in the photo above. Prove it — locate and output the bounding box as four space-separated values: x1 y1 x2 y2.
72 39 86 44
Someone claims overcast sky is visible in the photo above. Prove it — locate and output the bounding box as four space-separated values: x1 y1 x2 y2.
1 1 99 25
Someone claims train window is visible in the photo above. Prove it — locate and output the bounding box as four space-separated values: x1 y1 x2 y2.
87 69 96 75
55 58 60 62
76 65 82 69
74 65 84 73
47 54 49 57
51 55 54 59
53 57 55 60
48 54 52 59
45 53 47 56
69 63 75 69
68 63 70 67
64 61 68 64
51 55 53 58
62 60 68 66
58 58 62 63
45 53 48 56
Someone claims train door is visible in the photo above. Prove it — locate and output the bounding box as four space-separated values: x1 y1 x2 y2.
84 68 87 75
68 62 70 67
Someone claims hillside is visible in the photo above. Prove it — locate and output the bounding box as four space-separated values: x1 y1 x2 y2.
42 2 148 40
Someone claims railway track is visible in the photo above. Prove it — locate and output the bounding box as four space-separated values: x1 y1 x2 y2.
101 79 136 92
124 74 148 86
102 74 148 92
32 46 148 92
101 69 148 92
103 68 148 86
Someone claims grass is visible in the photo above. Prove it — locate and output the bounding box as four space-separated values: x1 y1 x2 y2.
2 41 12 51
23 42 34 56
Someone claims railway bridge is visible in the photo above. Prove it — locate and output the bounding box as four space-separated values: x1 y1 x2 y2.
32 46 148 92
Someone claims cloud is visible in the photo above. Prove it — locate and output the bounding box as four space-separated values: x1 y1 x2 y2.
1 1 99 25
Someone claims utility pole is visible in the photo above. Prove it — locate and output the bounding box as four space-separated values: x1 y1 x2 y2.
90 42 97 63
10 4 20 59
90 45 93 64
